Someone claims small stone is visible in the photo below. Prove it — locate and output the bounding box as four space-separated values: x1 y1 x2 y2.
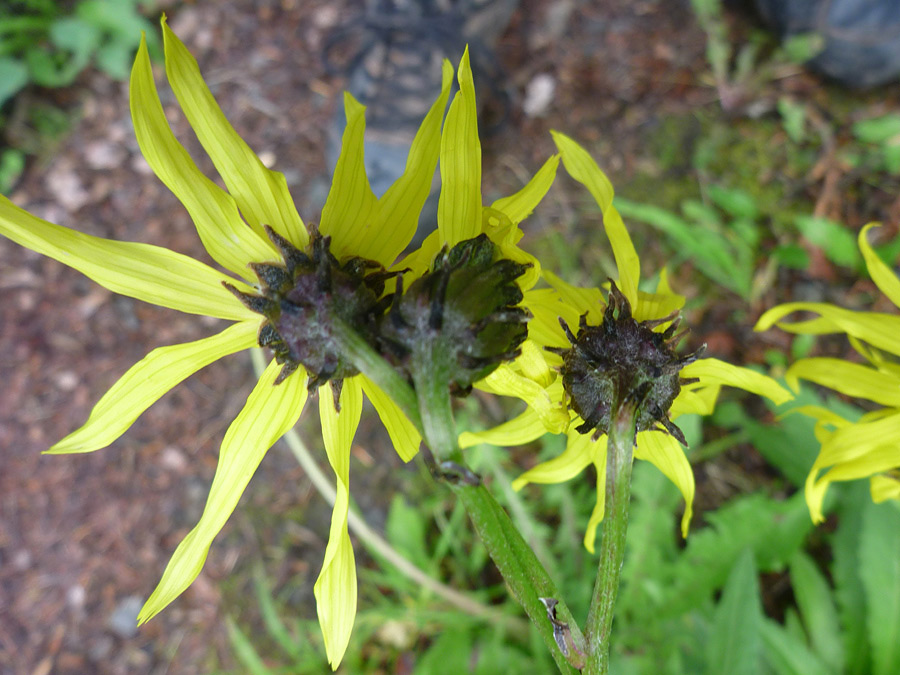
159 446 188 471
523 74 557 118
108 595 144 638
84 140 126 170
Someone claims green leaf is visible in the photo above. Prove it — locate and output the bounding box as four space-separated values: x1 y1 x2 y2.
773 244 810 270
781 32 825 63
859 500 900 675
0 149 25 193
706 549 762 675
225 617 276 675
386 494 431 573
252 571 304 661
778 98 807 144
790 551 844 670
853 114 900 144
833 483 873 675
414 629 472 674
761 619 832 675
95 38 134 80
796 216 861 269
707 184 760 220
49 16 100 61
0 57 28 107
76 0 149 43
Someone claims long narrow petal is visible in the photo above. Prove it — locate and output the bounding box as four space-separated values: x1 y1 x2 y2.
524 288 578 351
551 130 640 306
315 380 363 670
0 194 256 321
138 359 309 623
512 429 596 490
543 270 605 322
815 444 900 485
359 375 421 462
635 430 695 537
49 321 259 454
756 302 900 357
476 367 569 433
871 475 900 503
459 407 549 449
491 155 560 224
365 60 454 265
859 223 900 308
786 358 900 406
320 93 377 260
514 339 556 389
130 36 275 281
680 358 793 405
634 289 685 323
438 47 482 246
584 452 608 554
161 20 307 248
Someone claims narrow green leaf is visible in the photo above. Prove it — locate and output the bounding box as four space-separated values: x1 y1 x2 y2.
761 619 832 675
707 184 760 220
853 114 900 144
790 551 844 671
252 571 303 661
386 494 432 572
706 549 762 675
0 57 29 107
225 617 275 675
859 500 900 675
833 483 873 675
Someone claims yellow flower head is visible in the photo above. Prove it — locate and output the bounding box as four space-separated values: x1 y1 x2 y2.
0 18 459 669
756 223 900 523
461 133 793 551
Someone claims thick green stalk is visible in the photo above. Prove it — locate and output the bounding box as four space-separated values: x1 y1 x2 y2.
583 401 638 674
330 314 583 673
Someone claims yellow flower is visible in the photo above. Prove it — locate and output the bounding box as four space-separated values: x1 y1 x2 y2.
756 223 900 523
0 19 455 669
461 133 792 551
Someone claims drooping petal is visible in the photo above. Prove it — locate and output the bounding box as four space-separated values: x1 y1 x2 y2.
755 302 900 358
634 430 695 537
438 47 482 247
161 20 307 248
359 375 421 462
365 60 454 266
786 358 900 406
476 366 569 434
320 92 377 260
315 380 363 670
138 359 309 624
551 130 640 306
512 429 597 490
543 270 605 322
48 321 259 454
0 194 256 321
459 407 548 449
814 444 900 486
514 339 556 389
680 358 793 406
859 223 900 308
491 154 560 225
583 453 609 554
130 36 275 281
871 474 900 503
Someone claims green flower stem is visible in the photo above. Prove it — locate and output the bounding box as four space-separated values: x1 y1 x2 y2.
330 314 422 431
330 315 585 672
583 399 638 675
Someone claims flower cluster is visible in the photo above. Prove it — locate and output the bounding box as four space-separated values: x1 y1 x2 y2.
756 224 900 522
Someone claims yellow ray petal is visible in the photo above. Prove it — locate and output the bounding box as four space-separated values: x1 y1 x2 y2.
680 358 793 406
543 270 605 322
138 359 309 624
438 47 482 246
786 357 900 407
491 154 560 224
584 454 609 554
635 430 695 537
0 194 256 321
811 410 900 472
393 229 442 277
634 288 685 323
48 321 259 454
512 429 597 490
524 288 577 350
161 20 307 248
130 36 275 281
315 380 363 670
514 339 556 389
670 384 720 417
756 302 900 357
871 474 900 503
815 444 900 485
359 375 421 462
459 407 549 449
550 130 640 306
859 223 900 308
320 92 377 260
476 366 568 434
366 60 454 266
